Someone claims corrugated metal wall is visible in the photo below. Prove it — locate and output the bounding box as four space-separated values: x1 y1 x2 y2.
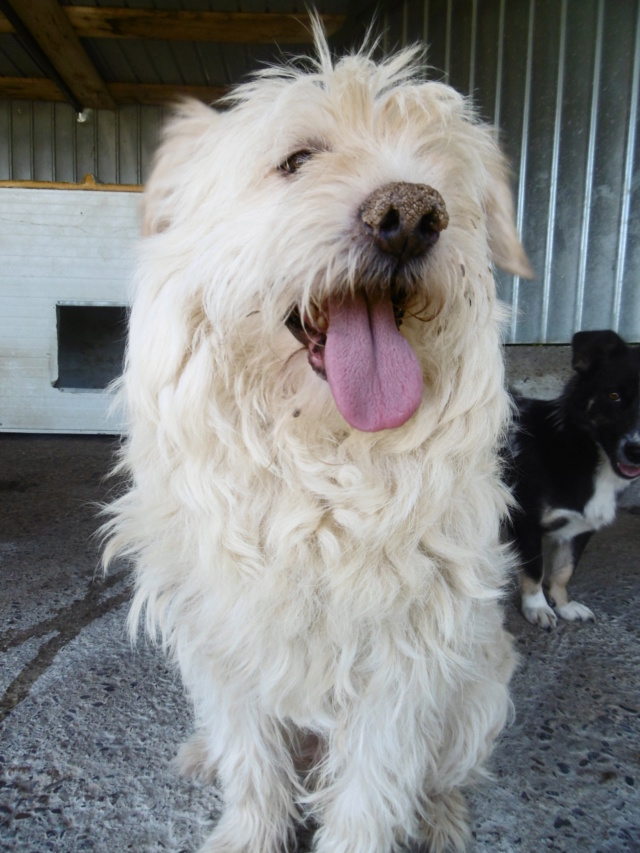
0 102 163 185
384 0 640 343
0 0 638 342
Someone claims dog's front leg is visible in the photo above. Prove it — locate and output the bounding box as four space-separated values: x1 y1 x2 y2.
514 522 558 630
311 704 439 853
547 533 595 622
198 701 299 853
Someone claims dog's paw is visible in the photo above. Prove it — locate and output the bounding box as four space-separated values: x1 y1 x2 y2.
417 789 470 853
554 600 595 622
199 810 292 853
522 591 557 630
175 731 217 781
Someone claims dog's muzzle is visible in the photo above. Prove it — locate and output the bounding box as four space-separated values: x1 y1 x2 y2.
617 434 640 478
285 182 449 433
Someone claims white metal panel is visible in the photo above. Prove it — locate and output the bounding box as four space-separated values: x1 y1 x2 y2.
0 187 140 433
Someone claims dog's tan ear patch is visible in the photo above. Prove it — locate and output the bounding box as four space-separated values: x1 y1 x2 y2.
485 165 535 279
142 99 221 236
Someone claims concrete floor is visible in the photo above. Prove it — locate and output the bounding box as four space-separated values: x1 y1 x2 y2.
0 434 639 853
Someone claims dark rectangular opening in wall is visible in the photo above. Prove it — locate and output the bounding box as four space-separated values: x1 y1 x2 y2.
55 304 128 389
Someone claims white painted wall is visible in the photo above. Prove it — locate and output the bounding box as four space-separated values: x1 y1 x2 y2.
0 187 140 433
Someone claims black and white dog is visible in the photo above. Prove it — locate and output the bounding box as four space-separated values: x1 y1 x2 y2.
507 330 640 629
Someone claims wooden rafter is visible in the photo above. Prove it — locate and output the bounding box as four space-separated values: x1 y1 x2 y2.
0 175 143 191
3 0 115 109
0 7 345 43
0 5 347 109
0 77 62 101
0 77 227 106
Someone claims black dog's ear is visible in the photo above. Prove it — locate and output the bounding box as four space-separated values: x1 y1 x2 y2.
571 330 627 374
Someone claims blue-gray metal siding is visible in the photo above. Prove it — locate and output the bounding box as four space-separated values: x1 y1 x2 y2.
0 101 164 185
385 0 640 343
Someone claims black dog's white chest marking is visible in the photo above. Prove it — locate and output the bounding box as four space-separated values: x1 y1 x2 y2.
541 450 629 542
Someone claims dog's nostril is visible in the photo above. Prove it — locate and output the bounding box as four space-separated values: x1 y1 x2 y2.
379 207 401 236
624 442 640 464
418 213 442 245
419 213 436 233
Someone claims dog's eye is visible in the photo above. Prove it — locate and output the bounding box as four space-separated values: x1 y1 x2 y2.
279 149 315 175
609 391 621 402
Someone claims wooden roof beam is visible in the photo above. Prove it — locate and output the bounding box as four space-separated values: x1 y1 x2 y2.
2 0 115 110
0 77 226 107
0 8 345 44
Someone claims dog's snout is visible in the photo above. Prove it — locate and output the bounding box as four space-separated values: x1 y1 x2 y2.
360 182 449 261
622 438 640 465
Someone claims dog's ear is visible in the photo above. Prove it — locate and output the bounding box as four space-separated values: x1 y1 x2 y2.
571 330 627 374
483 159 535 279
142 99 221 236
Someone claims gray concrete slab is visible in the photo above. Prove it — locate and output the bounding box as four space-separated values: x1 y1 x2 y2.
0 435 639 853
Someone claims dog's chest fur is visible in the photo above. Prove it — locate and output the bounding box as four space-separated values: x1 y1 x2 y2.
541 449 628 541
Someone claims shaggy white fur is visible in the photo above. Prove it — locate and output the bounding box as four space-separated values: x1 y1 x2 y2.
105 27 531 853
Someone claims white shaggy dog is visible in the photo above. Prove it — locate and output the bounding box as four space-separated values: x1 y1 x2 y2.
106 28 532 853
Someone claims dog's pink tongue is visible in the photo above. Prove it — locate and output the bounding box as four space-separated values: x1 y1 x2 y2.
619 463 640 479
325 292 423 432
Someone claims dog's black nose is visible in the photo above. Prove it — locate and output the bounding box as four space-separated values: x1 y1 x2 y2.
360 182 449 261
622 439 640 465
